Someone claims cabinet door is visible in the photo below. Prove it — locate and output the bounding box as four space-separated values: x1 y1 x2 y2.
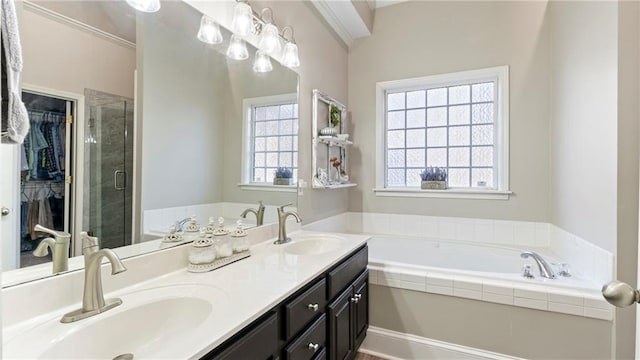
352 271 369 350
206 312 278 360
328 287 354 360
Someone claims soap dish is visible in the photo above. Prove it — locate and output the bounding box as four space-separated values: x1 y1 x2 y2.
187 250 251 273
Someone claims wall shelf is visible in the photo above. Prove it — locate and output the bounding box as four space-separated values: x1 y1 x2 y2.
312 89 356 190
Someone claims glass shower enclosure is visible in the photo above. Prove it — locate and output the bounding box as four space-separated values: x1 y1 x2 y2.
83 89 134 249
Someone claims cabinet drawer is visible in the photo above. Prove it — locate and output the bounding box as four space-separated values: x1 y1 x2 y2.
285 279 327 340
208 312 278 360
327 246 368 300
312 348 326 360
285 314 327 360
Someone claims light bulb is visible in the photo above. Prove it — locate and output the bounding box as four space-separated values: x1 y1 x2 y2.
126 0 160 13
197 15 223 45
231 2 253 36
282 42 300 68
253 50 273 73
258 23 281 54
227 35 249 60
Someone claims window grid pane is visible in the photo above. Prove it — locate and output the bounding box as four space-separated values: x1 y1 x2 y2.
252 103 298 183
386 81 496 188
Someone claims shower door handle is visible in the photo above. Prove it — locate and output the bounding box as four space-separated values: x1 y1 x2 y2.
114 170 126 191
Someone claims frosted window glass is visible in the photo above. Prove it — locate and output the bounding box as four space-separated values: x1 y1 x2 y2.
449 147 470 167
387 169 405 186
427 148 447 167
293 136 298 149
472 168 494 188
449 105 470 125
279 137 293 151
280 104 293 119
406 90 426 108
255 122 266 136
280 120 294 134
265 121 279 136
427 88 447 107
388 93 405 110
254 137 265 152
254 153 265 167
472 82 494 103
406 109 426 128
406 170 422 187
293 152 298 167
387 149 405 168
266 106 279 120
472 125 493 145
255 107 267 121
427 107 447 127
472 103 493 124
265 168 276 182
406 149 425 167
280 152 292 167
293 104 298 117
449 85 470 105
254 168 265 182
406 129 425 148
427 128 447 147
266 137 278 151
449 126 470 146
448 168 470 187
387 130 405 149
388 111 405 129
472 146 493 167
266 153 278 167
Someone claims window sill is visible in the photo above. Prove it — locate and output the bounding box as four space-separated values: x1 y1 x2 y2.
237 183 297 193
373 188 512 200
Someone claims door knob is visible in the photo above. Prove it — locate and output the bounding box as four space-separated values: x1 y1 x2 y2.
1 207 9 216
602 280 639 307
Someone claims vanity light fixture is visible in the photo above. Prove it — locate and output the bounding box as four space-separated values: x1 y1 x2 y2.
253 50 273 73
257 9 281 55
197 15 223 45
231 1 253 36
227 34 249 60
125 0 160 13
281 27 300 68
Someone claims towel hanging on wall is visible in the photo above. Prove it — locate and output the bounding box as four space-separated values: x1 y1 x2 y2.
1 0 30 144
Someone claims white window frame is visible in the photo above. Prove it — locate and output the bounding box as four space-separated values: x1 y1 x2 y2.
239 93 298 193
374 66 511 200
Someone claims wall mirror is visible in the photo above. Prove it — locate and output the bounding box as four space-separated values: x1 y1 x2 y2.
2 0 299 287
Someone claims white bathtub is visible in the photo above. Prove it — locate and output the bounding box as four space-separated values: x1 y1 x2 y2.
366 235 612 321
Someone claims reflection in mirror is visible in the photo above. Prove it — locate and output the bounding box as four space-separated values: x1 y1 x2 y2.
3 0 299 287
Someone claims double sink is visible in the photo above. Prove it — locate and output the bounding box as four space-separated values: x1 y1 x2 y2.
3 233 348 359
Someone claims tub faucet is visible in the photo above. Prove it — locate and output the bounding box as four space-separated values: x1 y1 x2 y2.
61 232 127 323
275 203 301 245
32 224 70 274
174 217 192 233
241 201 266 226
520 251 556 279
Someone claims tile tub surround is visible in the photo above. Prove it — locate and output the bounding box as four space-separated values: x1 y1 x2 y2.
3 231 369 358
303 212 614 287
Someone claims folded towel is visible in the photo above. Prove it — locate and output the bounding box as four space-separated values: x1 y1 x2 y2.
1 0 30 144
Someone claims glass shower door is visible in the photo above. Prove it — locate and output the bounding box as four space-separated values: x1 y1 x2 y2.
84 90 134 250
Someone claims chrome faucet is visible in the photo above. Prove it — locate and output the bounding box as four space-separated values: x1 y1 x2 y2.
241 201 266 226
32 224 70 274
520 251 556 279
174 217 192 233
274 203 301 245
61 232 127 323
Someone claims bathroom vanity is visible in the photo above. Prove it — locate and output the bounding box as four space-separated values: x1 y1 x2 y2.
204 245 369 360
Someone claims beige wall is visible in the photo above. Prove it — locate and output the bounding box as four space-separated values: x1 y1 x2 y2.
549 1 618 253
371 285 613 359
20 7 135 98
139 7 226 211
347 1 551 221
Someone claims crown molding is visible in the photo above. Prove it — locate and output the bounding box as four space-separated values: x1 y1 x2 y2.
310 0 371 47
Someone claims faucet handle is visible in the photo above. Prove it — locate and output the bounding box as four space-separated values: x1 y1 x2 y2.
34 224 70 240
80 231 100 250
278 203 293 212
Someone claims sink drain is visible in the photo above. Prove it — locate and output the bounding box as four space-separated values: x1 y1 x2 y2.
113 354 134 360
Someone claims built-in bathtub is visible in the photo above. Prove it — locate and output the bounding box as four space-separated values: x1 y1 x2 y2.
366 235 612 321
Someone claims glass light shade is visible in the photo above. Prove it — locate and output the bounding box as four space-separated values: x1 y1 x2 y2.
253 50 273 73
226 35 249 60
125 0 160 13
258 23 281 54
281 42 300 68
231 2 253 36
197 15 223 45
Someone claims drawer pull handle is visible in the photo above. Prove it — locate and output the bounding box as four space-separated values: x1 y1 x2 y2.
307 303 319 312
308 343 320 352
355 294 362 300
350 296 359 303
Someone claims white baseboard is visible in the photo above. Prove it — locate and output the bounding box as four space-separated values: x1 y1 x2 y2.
360 326 524 360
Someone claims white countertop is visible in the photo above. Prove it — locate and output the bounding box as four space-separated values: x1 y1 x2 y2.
2 230 369 359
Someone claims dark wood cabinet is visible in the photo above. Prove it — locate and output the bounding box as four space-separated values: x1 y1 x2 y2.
202 244 368 360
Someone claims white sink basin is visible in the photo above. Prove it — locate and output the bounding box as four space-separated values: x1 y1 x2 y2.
284 234 346 255
3 284 228 359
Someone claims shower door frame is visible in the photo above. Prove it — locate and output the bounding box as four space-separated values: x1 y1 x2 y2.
21 84 85 258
